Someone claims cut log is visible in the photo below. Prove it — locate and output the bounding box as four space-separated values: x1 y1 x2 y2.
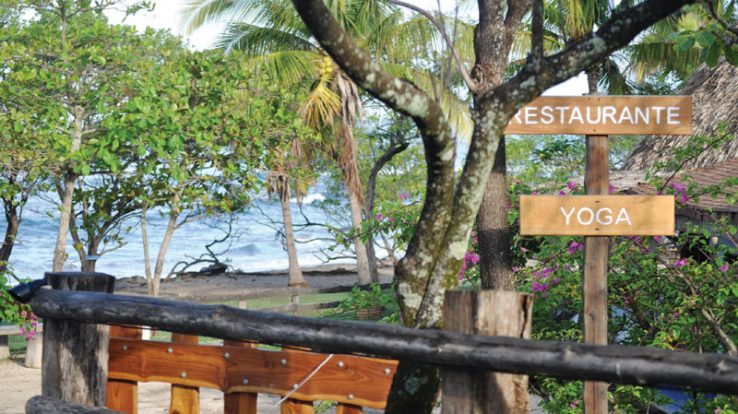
41 272 115 407
442 290 532 414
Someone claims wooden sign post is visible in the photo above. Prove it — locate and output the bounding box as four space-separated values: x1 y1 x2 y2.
512 96 690 414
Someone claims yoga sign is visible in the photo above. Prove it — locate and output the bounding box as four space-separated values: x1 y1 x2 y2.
519 195 675 236
505 96 692 135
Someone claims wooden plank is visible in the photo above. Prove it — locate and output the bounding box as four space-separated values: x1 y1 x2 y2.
583 135 609 414
108 338 397 409
110 326 142 339
281 399 313 414
441 291 533 414
42 272 116 407
519 195 674 236
106 380 137 414
169 334 200 414
505 96 692 135
336 404 363 414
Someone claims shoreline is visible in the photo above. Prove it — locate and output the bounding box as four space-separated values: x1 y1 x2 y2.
116 262 395 302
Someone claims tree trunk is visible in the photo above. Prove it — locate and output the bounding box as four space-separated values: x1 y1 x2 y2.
348 189 372 284
52 106 84 272
476 138 514 289
364 141 409 282
141 204 153 288
0 204 19 273
280 183 307 288
151 197 179 297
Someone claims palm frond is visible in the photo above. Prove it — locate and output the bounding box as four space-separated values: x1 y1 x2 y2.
244 50 318 88
301 79 342 130
215 22 314 54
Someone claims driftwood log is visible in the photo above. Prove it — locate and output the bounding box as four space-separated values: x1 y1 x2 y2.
29 288 738 395
25 395 121 414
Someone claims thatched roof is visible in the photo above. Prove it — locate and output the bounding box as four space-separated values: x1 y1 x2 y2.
625 158 738 214
624 61 738 170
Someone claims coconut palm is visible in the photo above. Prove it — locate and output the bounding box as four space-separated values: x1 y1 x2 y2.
181 0 473 284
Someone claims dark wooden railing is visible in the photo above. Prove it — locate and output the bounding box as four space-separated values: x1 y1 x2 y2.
24 272 738 413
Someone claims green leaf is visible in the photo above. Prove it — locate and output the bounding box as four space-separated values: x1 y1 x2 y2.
724 45 738 66
704 42 721 67
696 30 716 47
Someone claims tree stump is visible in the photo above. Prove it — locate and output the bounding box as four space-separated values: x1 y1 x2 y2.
42 272 115 407
442 290 533 414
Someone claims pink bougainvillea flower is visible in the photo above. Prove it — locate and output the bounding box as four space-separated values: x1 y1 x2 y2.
465 252 480 265
558 190 567 195
568 241 583 254
674 258 688 268
520 247 528 253
375 213 383 220
720 264 729 273
567 181 577 190
609 183 616 194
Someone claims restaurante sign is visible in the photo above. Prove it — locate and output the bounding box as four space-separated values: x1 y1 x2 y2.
505 96 692 135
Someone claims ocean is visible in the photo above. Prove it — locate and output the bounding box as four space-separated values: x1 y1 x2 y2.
3 189 353 280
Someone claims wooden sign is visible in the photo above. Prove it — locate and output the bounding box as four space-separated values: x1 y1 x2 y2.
505 96 692 135
519 195 675 236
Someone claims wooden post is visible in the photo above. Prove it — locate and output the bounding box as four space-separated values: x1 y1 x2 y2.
42 272 116 407
441 290 533 413
25 333 43 368
0 336 9 360
224 338 257 414
107 326 142 414
583 135 609 414
281 399 314 414
169 333 200 414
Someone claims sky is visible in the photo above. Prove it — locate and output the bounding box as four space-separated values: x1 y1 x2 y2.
106 0 588 95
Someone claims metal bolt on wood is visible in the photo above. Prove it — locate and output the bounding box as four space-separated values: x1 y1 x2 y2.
281 359 288 366
167 347 173 354
337 361 345 368
121 345 127 351
224 352 230 359
292 384 299 390
242 378 249 385
180 371 187 378
383 368 391 375
348 394 354 400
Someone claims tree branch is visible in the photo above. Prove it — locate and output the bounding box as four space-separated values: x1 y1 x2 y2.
391 0 477 92
291 0 460 322
531 0 544 61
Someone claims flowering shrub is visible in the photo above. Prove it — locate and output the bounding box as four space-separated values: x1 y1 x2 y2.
0 268 38 340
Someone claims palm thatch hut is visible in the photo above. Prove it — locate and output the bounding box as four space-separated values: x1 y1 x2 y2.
618 60 737 250
624 60 738 170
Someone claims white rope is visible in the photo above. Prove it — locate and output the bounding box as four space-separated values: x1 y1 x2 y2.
274 353 335 406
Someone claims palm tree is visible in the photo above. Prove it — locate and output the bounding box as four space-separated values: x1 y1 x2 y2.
181 0 471 284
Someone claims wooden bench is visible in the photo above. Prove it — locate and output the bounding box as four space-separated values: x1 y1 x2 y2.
0 324 43 368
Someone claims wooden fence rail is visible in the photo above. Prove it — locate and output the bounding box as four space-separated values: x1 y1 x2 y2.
29 288 738 395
